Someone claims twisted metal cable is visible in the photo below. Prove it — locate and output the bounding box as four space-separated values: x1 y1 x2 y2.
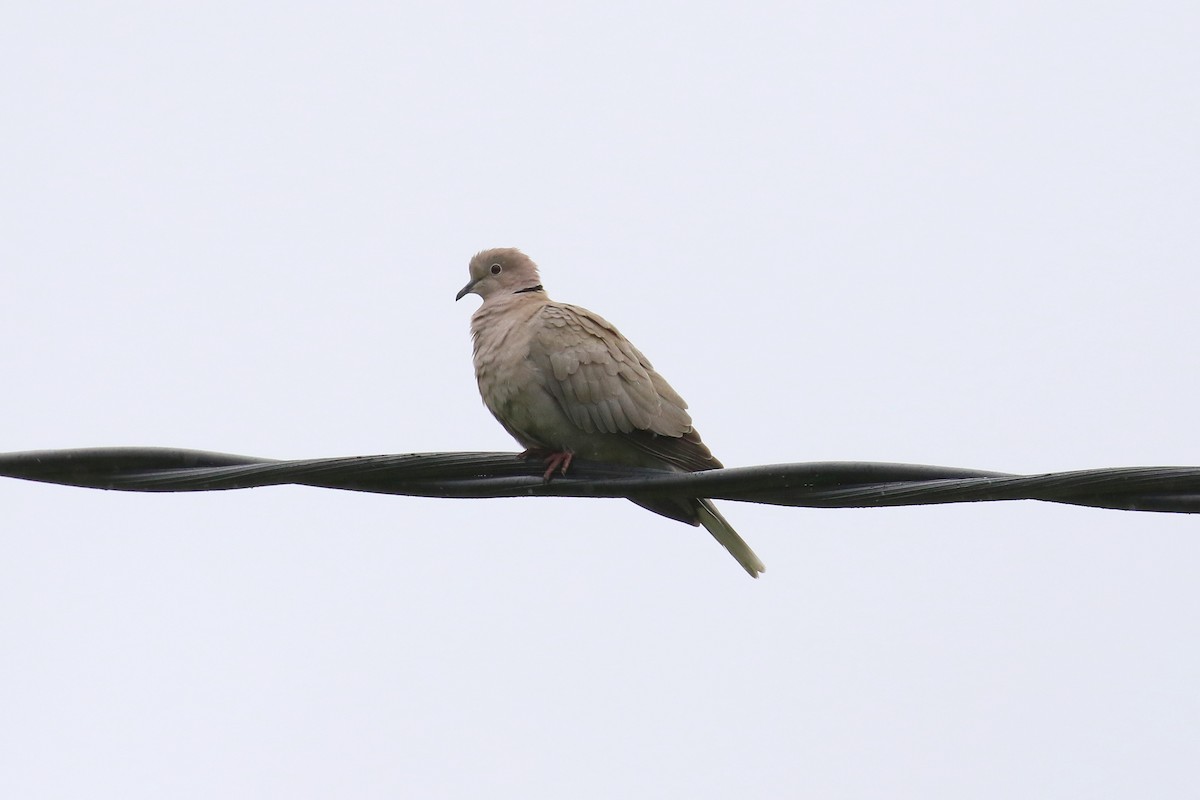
3 447 1200 514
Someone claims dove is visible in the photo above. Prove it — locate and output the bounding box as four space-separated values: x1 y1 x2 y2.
456 247 765 577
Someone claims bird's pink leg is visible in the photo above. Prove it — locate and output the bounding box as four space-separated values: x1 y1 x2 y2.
541 450 573 481
519 448 574 482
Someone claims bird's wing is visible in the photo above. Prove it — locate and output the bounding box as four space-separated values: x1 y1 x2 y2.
530 302 720 472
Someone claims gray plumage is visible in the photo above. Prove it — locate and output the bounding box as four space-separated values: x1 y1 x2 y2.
457 247 765 577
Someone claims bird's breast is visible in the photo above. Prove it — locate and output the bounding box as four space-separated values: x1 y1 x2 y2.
469 301 557 446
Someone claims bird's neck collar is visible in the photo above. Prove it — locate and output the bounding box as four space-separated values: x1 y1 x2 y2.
513 284 544 295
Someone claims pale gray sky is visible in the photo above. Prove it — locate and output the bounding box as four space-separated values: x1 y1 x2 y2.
3 2 1199 797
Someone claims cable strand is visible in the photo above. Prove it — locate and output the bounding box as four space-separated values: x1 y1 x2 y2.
5 447 1200 513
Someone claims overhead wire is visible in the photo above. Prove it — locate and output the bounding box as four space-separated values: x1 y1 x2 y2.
4 447 1200 514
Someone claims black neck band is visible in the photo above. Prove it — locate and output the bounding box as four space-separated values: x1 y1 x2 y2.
514 284 544 294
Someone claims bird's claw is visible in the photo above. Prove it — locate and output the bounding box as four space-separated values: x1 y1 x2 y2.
519 448 574 482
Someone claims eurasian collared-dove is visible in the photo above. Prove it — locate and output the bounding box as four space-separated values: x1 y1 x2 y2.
456 247 765 577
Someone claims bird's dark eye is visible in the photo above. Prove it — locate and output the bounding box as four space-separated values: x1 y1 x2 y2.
490 263 502 275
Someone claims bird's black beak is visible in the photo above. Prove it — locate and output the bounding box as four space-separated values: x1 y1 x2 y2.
455 279 476 301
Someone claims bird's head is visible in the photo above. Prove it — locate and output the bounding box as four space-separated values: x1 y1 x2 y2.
456 247 543 302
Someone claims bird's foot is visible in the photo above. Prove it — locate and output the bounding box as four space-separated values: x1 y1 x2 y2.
519 448 574 482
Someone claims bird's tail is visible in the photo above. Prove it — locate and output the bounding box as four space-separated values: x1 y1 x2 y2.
695 500 765 578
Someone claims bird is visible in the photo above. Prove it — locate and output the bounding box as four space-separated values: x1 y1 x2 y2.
456 247 765 577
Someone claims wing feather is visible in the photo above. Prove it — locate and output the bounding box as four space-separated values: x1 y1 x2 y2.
530 302 720 472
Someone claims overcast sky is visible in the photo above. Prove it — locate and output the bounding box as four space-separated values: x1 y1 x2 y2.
3 2 1199 797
